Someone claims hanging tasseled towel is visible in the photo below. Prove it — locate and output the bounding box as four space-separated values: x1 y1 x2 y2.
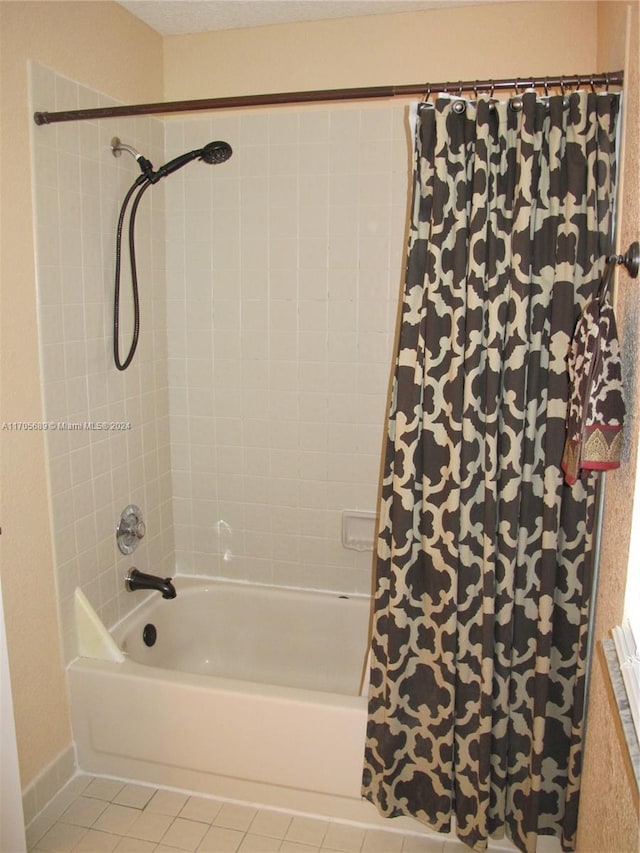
562 273 625 486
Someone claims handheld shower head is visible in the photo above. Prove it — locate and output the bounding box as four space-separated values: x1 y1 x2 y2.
154 140 233 180
200 140 233 165
112 137 233 371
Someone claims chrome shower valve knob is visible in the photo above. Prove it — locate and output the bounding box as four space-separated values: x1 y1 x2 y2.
116 504 146 554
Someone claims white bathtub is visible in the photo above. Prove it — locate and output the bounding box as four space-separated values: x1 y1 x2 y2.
69 577 397 823
113 578 369 695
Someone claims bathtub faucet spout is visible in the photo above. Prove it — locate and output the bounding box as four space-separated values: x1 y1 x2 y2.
126 568 177 599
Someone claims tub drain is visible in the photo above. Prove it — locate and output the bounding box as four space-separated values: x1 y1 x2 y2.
143 623 157 647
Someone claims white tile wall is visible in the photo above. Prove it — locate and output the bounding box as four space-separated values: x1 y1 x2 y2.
164 104 412 593
30 63 175 663
31 62 415 660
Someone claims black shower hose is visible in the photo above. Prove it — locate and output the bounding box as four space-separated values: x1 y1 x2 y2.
113 177 151 371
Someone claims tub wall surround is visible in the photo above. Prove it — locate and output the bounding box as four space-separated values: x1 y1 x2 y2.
164 107 408 592
30 62 175 663
31 63 411 663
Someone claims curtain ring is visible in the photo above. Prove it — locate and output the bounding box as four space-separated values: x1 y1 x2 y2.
590 76 597 93
560 75 566 95
489 79 495 98
422 83 432 103
544 77 549 97
457 81 463 96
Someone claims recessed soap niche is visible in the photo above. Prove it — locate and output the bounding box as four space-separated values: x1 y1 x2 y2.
342 510 376 552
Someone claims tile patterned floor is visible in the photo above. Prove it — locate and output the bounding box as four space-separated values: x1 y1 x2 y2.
26 774 470 853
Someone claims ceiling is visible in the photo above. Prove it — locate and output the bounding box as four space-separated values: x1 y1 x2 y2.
117 0 489 36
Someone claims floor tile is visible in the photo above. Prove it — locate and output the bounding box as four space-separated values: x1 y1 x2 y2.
198 825 245 852
73 829 120 851
33 821 87 852
280 842 321 853
214 803 259 832
156 847 192 853
93 804 141 836
160 816 209 850
113 838 156 852
156 846 192 853
285 816 329 848
362 829 404 852
402 834 445 852
127 810 174 842
238 833 282 852
27 773 488 853
83 779 126 802
112 784 156 809
64 776 95 799
146 790 189 816
179 795 223 823
248 810 292 840
321 822 366 852
59 795 109 828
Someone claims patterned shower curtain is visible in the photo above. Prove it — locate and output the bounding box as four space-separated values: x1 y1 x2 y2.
362 91 620 853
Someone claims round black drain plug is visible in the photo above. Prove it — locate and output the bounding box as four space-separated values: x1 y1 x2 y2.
143 623 157 647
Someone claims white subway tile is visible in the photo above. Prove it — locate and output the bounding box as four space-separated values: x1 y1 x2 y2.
35 67 410 603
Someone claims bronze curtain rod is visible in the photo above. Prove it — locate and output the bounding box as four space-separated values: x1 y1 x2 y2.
33 70 623 126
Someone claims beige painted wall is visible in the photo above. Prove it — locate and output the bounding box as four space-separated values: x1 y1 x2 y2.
578 4 640 852
0 0 163 788
163 1 599 100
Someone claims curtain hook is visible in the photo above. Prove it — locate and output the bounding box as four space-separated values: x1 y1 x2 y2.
543 77 550 97
422 83 432 103
560 75 566 95
507 78 525 111
489 79 495 99
590 76 596 93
